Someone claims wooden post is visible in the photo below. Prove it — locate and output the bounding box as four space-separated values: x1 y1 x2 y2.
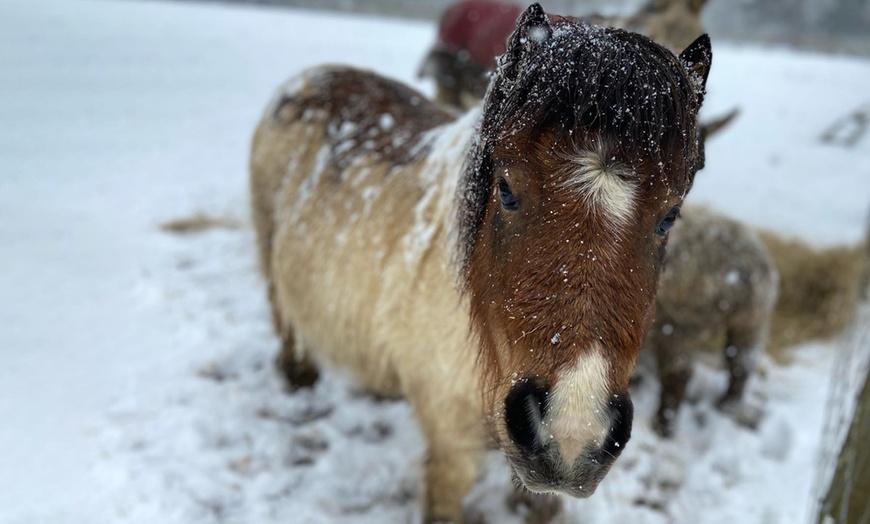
817 366 870 523
816 217 870 523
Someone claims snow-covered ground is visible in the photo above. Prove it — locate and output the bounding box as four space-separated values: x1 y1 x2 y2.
1 1 868 523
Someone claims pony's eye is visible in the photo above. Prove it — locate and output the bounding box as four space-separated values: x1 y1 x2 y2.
497 178 519 211
656 206 680 236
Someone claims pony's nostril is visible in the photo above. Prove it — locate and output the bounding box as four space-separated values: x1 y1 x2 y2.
504 377 549 454
596 392 633 459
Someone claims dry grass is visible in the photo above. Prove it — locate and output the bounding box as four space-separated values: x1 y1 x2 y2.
159 213 243 234
759 230 864 362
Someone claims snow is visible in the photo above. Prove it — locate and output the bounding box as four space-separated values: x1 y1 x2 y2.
0 0 868 523
379 113 396 131
696 44 870 246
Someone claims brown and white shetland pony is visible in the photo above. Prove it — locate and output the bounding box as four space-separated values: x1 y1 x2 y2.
250 4 711 521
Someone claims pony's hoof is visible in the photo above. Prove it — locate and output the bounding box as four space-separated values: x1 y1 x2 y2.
715 395 740 414
275 354 320 391
717 397 763 430
652 413 676 438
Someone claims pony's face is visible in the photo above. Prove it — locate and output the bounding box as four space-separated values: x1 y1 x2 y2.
471 128 683 496
459 4 711 497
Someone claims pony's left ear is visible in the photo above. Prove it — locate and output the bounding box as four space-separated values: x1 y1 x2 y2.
679 34 712 100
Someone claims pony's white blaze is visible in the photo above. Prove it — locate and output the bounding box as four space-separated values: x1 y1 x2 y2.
564 143 637 228
543 347 611 465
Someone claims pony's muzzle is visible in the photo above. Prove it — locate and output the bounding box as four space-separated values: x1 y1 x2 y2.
503 377 633 496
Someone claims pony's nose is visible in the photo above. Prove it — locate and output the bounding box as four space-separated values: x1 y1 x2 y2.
591 391 633 462
504 377 550 454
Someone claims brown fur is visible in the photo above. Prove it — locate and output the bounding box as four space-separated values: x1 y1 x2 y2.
645 206 779 437
250 6 710 521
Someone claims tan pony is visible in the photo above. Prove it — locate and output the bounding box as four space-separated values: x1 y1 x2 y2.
250 5 711 521
646 205 779 437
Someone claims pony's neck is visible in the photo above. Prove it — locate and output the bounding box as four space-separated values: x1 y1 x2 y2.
410 106 482 272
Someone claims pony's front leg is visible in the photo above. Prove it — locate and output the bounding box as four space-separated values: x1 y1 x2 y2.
423 448 479 523
715 315 766 429
651 331 694 438
269 284 319 390
274 330 319 390
718 316 763 411
409 386 486 523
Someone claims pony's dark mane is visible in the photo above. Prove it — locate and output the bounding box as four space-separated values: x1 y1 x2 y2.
510 25 700 161
458 17 705 286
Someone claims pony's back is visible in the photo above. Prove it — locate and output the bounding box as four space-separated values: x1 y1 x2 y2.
250 66 456 280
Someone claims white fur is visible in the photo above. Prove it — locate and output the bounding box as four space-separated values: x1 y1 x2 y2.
542 346 611 465
564 143 637 228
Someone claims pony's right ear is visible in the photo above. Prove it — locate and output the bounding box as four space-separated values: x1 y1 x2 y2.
678 34 712 102
498 3 552 83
